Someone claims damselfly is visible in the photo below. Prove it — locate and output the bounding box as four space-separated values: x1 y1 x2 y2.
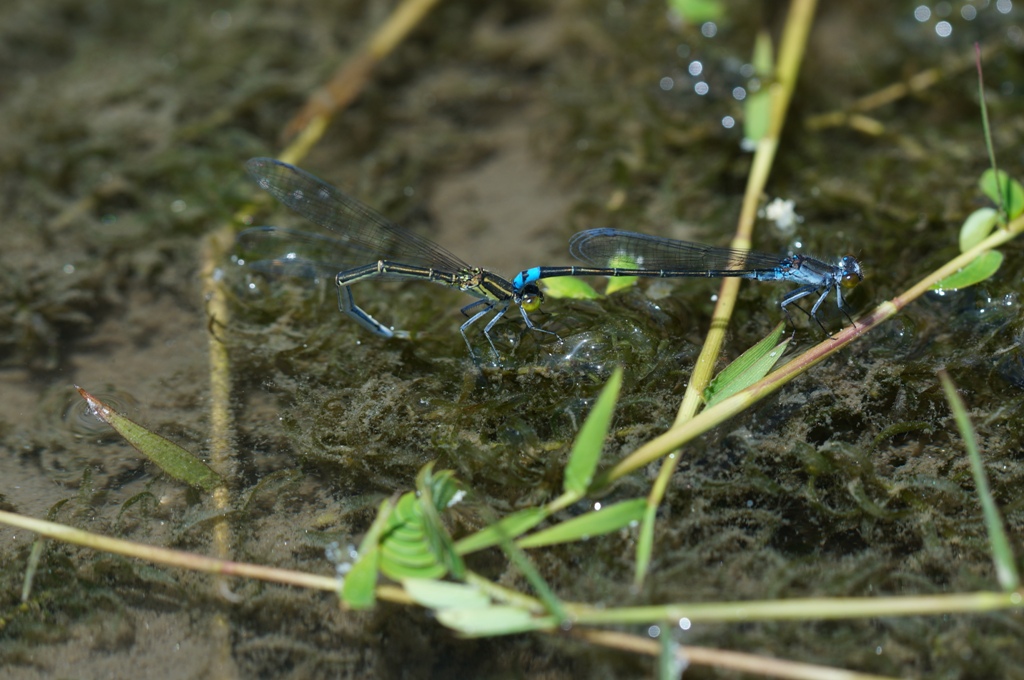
513 228 863 329
240 158 551 357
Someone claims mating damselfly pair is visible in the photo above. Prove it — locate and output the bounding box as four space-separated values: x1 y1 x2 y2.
237 158 863 358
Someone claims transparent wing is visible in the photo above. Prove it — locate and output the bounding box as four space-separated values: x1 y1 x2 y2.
235 226 444 283
568 228 788 274
246 158 471 273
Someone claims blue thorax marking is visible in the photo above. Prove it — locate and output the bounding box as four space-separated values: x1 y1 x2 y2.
513 267 542 291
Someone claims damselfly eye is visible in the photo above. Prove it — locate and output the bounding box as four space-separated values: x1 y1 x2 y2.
521 293 542 312
839 256 863 287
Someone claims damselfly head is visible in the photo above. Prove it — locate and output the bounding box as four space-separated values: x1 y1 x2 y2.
839 256 863 289
518 283 543 312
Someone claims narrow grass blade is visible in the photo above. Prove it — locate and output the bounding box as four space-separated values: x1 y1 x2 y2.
634 502 657 588
939 371 1019 591
117 491 156 521
516 498 645 549
564 367 623 496
703 323 787 407
76 386 221 492
454 508 548 554
499 535 567 624
659 628 686 679
482 501 568 624
21 539 45 602
26 495 72 604
240 469 303 512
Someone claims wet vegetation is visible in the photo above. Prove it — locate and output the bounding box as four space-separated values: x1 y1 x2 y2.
1 0 1023 677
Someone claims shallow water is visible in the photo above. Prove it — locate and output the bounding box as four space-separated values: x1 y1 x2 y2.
2 1 1024 677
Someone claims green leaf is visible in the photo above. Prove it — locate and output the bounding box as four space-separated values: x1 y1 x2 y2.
703 323 788 407
342 545 381 609
517 498 646 549
421 464 463 508
604 275 638 295
379 498 445 579
380 546 447 579
374 465 465 581
601 251 643 295
751 27 773 73
931 250 1003 291
391 491 420 523
744 31 774 144
540 276 600 300
939 372 1019 591
454 508 548 554
341 498 394 609
979 169 1024 219
75 386 221 492
415 465 466 580
564 367 623 496
402 578 491 611
384 537 434 563
436 606 557 637
959 208 999 252
667 0 724 23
